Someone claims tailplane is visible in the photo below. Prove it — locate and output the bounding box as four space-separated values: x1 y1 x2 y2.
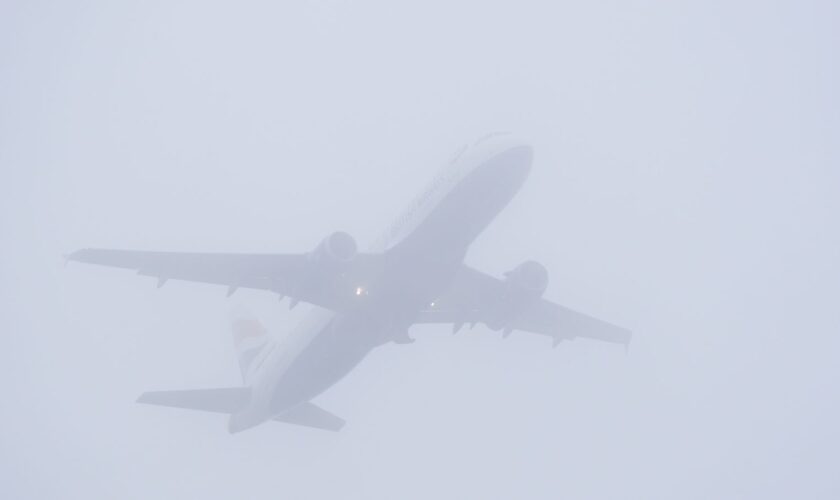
137 389 345 433
137 387 250 414
275 402 346 432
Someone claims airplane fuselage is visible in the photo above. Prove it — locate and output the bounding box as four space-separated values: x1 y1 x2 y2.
229 135 534 432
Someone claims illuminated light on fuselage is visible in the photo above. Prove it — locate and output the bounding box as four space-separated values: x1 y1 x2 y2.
355 287 365 296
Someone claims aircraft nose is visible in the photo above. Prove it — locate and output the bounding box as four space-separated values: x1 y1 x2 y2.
497 144 533 182
508 144 533 173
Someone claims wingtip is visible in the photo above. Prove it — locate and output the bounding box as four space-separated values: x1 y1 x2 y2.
135 391 157 405
64 248 94 265
623 330 633 355
63 249 80 263
64 249 89 267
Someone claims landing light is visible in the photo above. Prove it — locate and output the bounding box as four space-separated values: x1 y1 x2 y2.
355 287 365 296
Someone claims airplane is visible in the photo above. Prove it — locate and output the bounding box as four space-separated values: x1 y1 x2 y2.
68 133 631 433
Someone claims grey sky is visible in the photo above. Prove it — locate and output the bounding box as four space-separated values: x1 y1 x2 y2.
1 1 838 499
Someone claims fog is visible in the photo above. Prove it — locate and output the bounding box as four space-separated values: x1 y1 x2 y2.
2 1 838 498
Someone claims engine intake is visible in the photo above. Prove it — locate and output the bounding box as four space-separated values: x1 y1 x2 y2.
504 260 549 298
311 231 358 266
488 260 549 331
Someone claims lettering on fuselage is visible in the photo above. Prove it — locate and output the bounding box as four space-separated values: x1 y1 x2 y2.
383 147 470 245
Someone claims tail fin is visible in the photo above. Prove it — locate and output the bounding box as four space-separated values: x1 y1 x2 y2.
230 307 270 380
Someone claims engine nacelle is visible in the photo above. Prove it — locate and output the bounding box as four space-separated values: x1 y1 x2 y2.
488 260 549 331
504 260 549 298
283 232 358 309
310 231 358 268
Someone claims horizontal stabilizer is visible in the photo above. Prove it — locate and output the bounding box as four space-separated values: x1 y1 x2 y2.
138 389 344 432
274 402 346 432
137 387 250 414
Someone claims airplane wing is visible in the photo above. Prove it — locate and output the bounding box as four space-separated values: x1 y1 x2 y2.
414 265 631 348
67 247 382 312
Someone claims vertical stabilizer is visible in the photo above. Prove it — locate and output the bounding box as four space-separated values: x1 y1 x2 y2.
230 307 270 381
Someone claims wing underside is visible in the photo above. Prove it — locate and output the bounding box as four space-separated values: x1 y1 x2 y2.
68 249 629 346
415 265 631 347
68 248 381 312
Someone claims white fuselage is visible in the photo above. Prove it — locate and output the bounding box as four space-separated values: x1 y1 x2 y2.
229 134 533 432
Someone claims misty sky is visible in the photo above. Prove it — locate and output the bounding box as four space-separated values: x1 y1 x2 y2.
1 1 838 499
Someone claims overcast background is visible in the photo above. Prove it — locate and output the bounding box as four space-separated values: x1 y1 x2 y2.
2 1 838 499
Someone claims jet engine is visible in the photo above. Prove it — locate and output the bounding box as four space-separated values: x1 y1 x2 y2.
285 231 358 309
504 260 549 298
488 260 549 332
310 231 358 268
